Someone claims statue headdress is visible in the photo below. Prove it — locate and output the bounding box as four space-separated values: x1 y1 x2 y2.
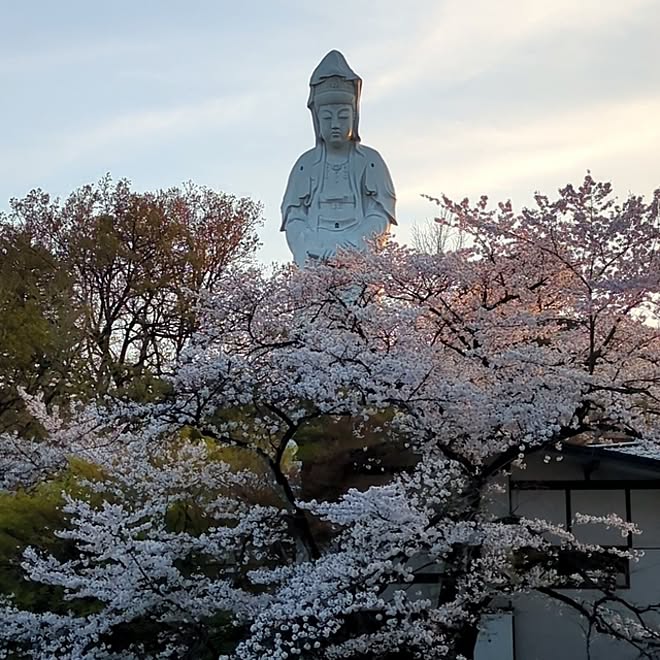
307 50 362 144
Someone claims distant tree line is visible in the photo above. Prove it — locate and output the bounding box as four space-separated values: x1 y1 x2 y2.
0 175 262 436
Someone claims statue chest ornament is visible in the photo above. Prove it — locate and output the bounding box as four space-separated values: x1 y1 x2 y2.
326 159 350 184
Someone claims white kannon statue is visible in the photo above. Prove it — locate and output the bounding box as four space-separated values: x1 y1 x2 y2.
281 50 396 267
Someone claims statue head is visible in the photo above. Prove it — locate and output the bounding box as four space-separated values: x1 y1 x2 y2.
307 50 362 145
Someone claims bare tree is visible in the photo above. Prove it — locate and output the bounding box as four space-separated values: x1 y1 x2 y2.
410 208 464 255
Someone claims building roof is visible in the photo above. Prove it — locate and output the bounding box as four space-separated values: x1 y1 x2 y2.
561 442 660 470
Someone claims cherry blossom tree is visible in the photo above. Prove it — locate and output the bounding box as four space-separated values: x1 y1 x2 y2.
1 175 660 659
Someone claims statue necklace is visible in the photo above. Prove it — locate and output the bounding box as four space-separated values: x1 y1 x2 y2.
327 158 349 184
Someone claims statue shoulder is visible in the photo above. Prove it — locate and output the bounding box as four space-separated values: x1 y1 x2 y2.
281 147 323 230
282 148 320 205
289 147 322 174
355 143 387 162
356 144 395 192
355 144 394 185
355 143 396 224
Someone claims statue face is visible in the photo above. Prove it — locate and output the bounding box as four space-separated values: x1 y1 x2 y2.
317 104 354 148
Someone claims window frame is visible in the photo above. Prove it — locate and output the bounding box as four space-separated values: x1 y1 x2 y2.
509 479 642 590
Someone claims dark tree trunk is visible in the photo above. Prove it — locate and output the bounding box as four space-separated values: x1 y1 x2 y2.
454 624 480 659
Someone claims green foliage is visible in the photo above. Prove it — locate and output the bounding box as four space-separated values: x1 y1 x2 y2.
0 465 103 615
0 226 84 435
0 455 247 657
293 411 415 503
97 612 243 660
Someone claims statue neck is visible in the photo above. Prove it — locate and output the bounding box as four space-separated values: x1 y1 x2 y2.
324 141 352 163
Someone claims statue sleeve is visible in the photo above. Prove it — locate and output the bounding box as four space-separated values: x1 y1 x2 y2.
363 152 397 226
280 154 314 231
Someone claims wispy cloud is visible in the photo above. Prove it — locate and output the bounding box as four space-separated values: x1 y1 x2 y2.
0 93 262 178
0 38 158 75
365 0 656 96
392 94 660 205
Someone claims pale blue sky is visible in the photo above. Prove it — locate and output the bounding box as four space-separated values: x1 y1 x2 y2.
1 0 659 263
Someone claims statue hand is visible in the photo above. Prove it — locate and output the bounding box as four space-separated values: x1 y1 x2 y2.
337 238 359 253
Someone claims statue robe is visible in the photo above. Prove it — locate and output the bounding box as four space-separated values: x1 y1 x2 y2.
280 143 396 232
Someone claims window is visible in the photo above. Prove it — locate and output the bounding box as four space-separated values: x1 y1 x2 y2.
511 481 632 589
515 546 630 589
